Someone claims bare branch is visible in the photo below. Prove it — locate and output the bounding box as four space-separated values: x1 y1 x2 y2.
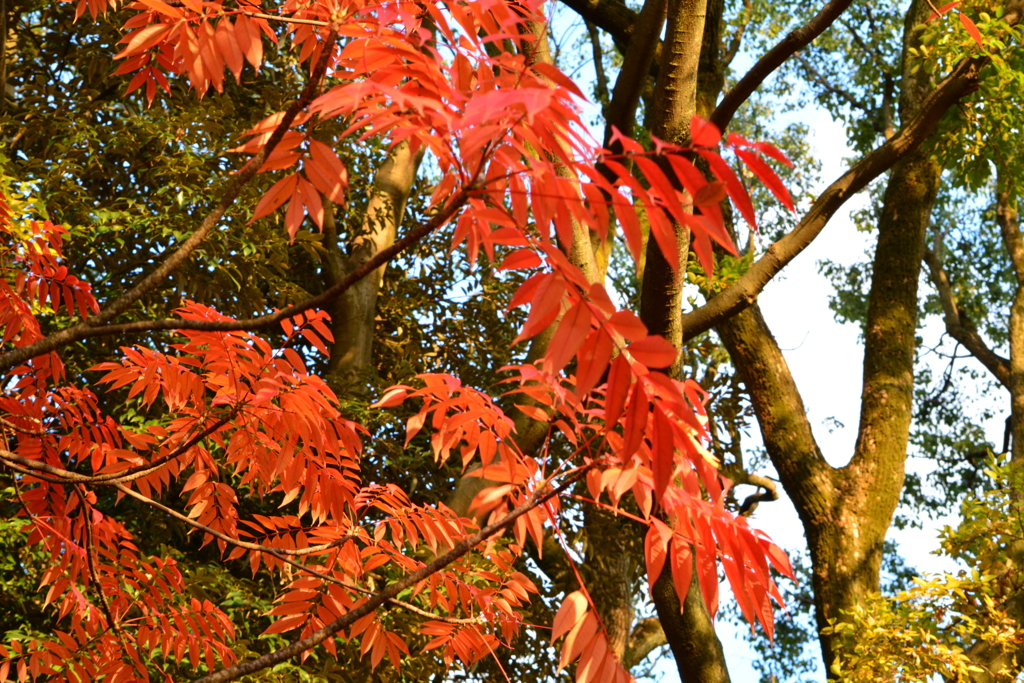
586 21 610 111
922 248 1010 388
602 0 666 144
721 0 752 68
795 53 874 114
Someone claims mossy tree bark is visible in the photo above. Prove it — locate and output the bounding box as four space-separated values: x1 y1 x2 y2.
717 0 940 672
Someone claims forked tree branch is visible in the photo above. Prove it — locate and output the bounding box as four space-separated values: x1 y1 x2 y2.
709 0 856 132
192 462 597 683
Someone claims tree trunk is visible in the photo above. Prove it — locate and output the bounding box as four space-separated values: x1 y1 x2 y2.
634 0 735 680
718 0 940 673
323 140 424 393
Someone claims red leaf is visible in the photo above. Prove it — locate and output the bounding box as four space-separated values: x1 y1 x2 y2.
498 249 542 271
608 310 647 342
643 520 669 596
308 141 349 205
651 407 675 501
559 613 598 671
669 538 693 610
284 191 305 241
926 0 961 20
550 591 588 643
735 150 795 212
612 193 643 265
575 329 614 397
372 387 410 408
689 115 722 147
622 382 648 459
515 274 566 343
546 299 592 373
115 24 172 60
251 174 298 222
262 614 306 635
604 355 631 428
627 335 678 369
697 150 757 230
754 141 794 168
960 12 983 45
531 61 587 100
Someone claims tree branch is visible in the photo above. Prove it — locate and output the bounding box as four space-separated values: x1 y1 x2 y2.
0 405 240 485
720 0 751 68
114 482 481 626
0 188 469 372
922 247 1010 388
795 53 874 114
710 0 856 132
586 21 610 111
683 53 989 342
602 0 666 144
624 616 667 669
558 0 642 52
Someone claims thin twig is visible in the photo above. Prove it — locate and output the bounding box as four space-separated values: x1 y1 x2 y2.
239 9 329 27
0 415 47 436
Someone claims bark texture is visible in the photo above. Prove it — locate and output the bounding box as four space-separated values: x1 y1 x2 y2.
632 0 735 680
717 0 940 672
324 141 424 392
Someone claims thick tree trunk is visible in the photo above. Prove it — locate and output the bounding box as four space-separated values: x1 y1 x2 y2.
633 0 736 680
718 0 940 672
323 140 424 392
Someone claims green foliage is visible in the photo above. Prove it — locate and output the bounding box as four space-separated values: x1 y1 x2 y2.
829 458 1024 682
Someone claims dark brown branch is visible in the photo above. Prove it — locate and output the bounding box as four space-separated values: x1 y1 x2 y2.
0 31 339 373
558 0 640 51
192 463 597 683
602 0 666 144
0 415 47 436
586 21 610 111
683 53 989 342
922 247 1010 388
710 0 856 132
